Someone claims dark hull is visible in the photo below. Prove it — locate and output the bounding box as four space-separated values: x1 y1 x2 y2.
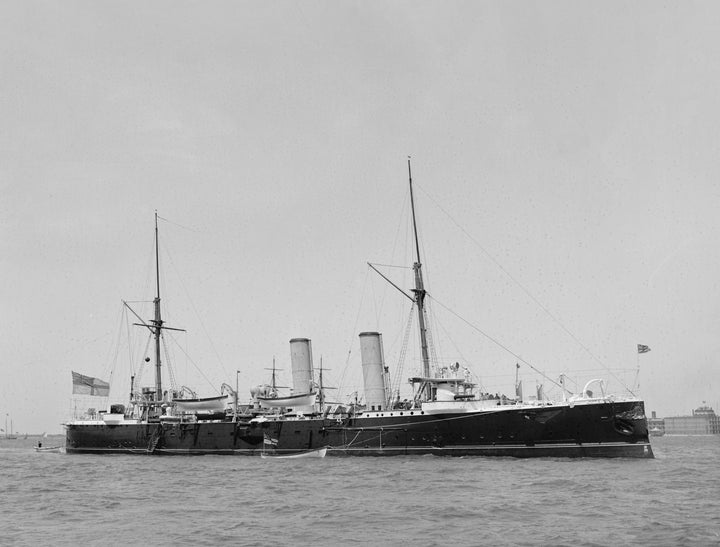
64 420 265 455
262 399 654 459
66 400 653 458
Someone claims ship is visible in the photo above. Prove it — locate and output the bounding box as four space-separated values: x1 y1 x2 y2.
64 213 267 454
3 414 18 440
647 411 665 436
65 163 654 458
256 161 653 458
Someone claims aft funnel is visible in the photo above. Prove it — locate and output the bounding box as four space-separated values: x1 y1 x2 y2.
359 332 388 411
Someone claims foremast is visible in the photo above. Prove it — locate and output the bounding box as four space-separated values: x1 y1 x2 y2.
130 212 185 415
152 211 163 404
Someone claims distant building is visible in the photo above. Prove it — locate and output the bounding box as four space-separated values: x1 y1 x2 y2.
663 404 720 435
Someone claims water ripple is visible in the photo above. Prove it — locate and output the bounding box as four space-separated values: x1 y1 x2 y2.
0 435 719 546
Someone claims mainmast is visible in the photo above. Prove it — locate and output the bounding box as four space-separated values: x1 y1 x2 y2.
408 159 431 390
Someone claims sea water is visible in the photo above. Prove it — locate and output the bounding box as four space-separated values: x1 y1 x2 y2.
0 435 718 546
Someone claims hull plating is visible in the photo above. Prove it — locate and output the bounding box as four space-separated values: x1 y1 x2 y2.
66 400 653 458
64 421 265 455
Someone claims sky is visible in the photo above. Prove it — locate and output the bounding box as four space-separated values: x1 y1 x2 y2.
2 1 719 434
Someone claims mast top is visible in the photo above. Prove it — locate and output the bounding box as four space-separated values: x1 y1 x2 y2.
408 158 422 267
154 210 161 302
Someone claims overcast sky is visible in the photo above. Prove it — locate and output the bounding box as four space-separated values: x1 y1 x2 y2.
2 1 719 434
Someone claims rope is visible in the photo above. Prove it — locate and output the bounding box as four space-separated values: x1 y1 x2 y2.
390 305 415 403
161 236 229 384
164 331 219 395
415 183 634 396
429 295 564 391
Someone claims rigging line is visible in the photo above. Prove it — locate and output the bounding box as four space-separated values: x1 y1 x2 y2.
369 263 413 270
392 186 412 267
432 305 471 370
338 267 371 395
555 367 637 374
425 301 440 371
342 430 383 448
103 304 121 376
164 331 220 395
134 335 153 387
162 335 178 390
368 263 413 302
414 183 633 395
345 431 363 448
161 236 229 382
391 305 415 399
105 304 125 390
156 215 199 233
378 185 412 318
428 295 564 390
